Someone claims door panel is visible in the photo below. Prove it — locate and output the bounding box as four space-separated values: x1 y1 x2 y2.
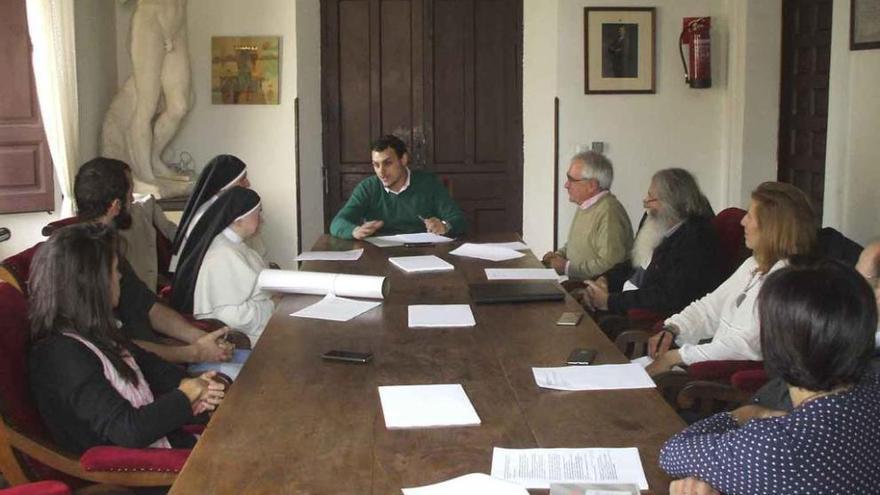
777 0 832 219
322 0 523 235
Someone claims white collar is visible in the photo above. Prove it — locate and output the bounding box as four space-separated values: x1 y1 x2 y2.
222 227 244 244
384 168 411 195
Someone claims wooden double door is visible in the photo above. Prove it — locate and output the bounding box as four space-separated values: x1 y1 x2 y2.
321 0 523 235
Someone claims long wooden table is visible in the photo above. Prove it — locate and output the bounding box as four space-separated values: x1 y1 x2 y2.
169 234 685 494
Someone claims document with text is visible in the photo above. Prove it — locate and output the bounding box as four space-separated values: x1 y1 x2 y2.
402 473 528 495
531 364 655 391
290 294 381 322
490 447 649 490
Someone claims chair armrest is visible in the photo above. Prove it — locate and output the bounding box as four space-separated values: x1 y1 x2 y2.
624 308 669 329
614 330 653 359
79 446 190 473
652 369 692 408
677 380 750 419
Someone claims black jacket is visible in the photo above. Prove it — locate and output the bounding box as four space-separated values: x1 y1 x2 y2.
606 215 724 315
29 335 195 454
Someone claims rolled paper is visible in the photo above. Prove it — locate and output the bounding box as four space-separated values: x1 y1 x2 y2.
257 270 389 299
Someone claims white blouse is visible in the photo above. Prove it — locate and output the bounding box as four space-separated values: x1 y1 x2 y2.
193 229 275 346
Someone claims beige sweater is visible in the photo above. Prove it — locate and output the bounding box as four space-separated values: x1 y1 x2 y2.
557 193 634 279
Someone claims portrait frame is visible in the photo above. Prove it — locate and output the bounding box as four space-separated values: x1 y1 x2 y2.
850 0 880 50
584 7 656 94
211 36 282 105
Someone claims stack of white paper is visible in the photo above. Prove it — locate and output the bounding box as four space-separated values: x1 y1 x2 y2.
365 233 455 247
295 249 364 261
258 270 388 299
408 304 476 328
629 356 653 368
389 255 454 273
378 384 481 429
450 243 525 262
490 447 649 490
531 364 655 391
485 268 561 281
402 473 528 495
291 294 382 322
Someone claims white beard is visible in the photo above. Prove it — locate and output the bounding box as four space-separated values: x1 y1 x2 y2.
631 213 669 269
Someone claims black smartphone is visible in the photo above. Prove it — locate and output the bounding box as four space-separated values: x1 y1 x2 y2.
321 350 373 364
567 348 597 365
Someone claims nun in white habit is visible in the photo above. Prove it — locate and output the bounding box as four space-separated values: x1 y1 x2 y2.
170 187 275 346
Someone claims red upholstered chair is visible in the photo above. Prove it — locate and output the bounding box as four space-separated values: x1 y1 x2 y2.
0 282 188 489
710 207 750 279
0 243 41 296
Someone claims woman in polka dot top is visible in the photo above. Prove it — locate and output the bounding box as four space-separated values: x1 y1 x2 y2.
660 259 880 495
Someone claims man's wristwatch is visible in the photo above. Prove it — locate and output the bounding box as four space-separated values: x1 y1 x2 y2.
440 220 450 233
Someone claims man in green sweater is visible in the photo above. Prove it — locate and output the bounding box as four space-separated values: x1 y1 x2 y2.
330 135 466 240
542 151 633 280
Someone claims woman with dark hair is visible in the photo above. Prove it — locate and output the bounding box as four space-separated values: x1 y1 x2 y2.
28 223 225 455
646 182 817 375
660 259 880 494
169 154 252 272
170 187 275 346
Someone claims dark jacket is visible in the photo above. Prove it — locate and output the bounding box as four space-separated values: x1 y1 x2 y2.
29 335 195 454
605 215 724 315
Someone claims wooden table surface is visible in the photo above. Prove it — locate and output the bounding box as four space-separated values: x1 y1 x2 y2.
169 234 684 495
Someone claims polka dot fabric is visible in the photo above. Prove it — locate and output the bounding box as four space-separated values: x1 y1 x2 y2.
659 372 880 494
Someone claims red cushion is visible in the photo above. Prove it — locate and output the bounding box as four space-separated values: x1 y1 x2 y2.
625 308 669 329
79 446 190 473
0 481 71 495
0 244 42 297
180 424 205 435
0 282 49 439
687 360 764 382
40 217 81 237
711 207 749 277
731 368 770 395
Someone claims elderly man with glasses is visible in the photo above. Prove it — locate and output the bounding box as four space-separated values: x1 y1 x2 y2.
542 151 633 280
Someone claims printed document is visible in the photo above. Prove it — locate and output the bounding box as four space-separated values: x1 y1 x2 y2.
531 364 655 391
389 255 455 273
295 249 363 261
408 304 476 328
450 243 525 262
402 473 528 495
291 294 381 322
378 384 481 429
486 268 561 281
490 447 649 490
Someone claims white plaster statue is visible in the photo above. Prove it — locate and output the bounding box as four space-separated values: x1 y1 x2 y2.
102 0 193 198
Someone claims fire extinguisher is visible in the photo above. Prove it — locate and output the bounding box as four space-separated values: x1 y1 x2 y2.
680 17 711 88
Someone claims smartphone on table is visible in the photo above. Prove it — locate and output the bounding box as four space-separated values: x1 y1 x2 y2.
567 348 597 365
556 311 583 326
321 350 373 363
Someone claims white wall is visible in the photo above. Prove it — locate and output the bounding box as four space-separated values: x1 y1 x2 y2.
825 0 880 245
553 0 729 248
163 0 299 266
295 0 324 251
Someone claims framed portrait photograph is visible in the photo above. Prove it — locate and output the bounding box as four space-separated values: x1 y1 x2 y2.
584 7 656 94
851 0 880 50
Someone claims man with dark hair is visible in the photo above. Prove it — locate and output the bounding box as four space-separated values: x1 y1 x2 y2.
582 168 723 336
329 134 466 240
73 157 232 364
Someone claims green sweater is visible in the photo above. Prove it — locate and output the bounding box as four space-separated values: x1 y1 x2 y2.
330 170 466 239
557 192 634 279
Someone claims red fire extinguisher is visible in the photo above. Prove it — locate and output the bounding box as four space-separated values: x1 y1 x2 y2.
680 17 711 88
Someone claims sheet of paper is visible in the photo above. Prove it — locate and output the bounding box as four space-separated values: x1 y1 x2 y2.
450 243 526 262
378 384 481 429
295 249 363 262
485 268 561 281
630 356 652 368
403 473 528 495
389 255 455 273
490 447 649 490
531 364 655 391
408 304 476 328
365 233 455 247
549 483 640 495
258 270 388 299
291 294 381 322
475 241 530 251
